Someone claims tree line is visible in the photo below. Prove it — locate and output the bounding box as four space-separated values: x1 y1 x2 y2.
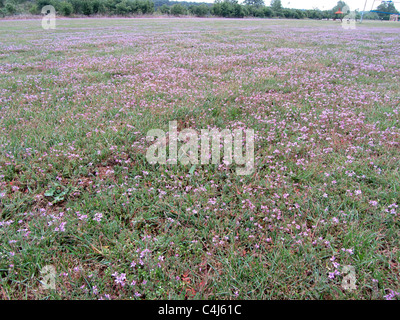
0 0 397 20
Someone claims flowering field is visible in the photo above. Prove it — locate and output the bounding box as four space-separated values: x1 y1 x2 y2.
0 18 400 300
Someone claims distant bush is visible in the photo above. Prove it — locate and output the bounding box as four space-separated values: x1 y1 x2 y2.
28 4 38 14
159 3 169 14
82 1 93 15
170 3 185 16
5 2 17 14
59 1 73 15
233 3 244 17
212 1 244 18
36 0 54 10
91 0 102 13
116 0 129 15
189 3 209 17
263 7 273 17
0 0 383 20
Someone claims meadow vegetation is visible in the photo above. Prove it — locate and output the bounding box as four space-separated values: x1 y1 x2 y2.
0 18 399 300
0 0 389 19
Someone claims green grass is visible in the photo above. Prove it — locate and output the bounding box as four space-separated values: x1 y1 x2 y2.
0 17 399 300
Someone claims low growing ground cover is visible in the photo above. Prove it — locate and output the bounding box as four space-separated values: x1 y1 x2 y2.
0 18 399 299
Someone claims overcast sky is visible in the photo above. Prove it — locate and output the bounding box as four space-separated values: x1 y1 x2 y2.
184 0 396 11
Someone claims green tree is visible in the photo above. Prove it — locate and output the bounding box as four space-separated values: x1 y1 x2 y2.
81 0 93 15
159 3 169 14
220 1 233 17
69 0 82 14
244 0 264 7
332 1 348 13
263 6 273 17
140 0 154 14
233 2 244 17
282 8 291 18
5 2 17 14
59 1 73 15
212 0 222 16
91 0 101 14
170 3 185 16
376 1 398 20
307 9 322 19
270 0 281 11
115 0 130 15
295 9 304 19
29 4 39 14
189 4 210 17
